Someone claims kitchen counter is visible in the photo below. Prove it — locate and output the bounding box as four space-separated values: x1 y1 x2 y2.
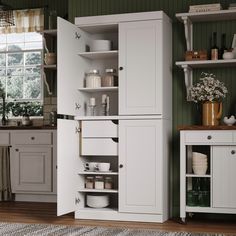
0 125 57 130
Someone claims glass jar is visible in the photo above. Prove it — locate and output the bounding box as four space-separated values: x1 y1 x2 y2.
85 69 101 88
102 69 118 87
104 177 113 189
94 176 104 189
85 176 94 189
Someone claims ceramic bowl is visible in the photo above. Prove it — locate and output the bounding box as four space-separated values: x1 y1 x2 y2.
90 40 112 51
223 52 234 60
87 194 109 208
193 165 208 175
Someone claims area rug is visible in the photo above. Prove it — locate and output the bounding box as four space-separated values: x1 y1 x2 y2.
0 222 223 236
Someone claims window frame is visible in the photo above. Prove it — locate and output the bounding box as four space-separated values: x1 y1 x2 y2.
0 32 44 103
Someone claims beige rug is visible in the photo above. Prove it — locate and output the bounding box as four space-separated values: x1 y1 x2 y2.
0 222 224 236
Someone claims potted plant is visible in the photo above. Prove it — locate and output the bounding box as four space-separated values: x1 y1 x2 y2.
189 72 228 126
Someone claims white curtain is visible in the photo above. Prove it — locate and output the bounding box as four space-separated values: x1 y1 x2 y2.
0 147 12 201
0 8 44 34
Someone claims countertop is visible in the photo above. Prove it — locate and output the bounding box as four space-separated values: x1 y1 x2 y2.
0 125 57 130
178 125 236 131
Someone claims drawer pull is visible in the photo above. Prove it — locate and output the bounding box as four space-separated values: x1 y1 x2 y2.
231 150 235 155
31 137 35 140
119 164 123 168
207 135 212 140
111 138 118 143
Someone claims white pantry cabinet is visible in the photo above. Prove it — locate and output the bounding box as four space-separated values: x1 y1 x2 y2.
180 128 236 222
57 11 172 223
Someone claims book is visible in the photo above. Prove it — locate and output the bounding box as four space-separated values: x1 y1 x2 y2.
189 3 222 13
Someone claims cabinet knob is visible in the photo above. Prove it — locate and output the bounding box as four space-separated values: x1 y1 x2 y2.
31 137 35 140
207 135 212 140
119 66 123 71
15 149 19 152
231 150 235 155
119 164 123 168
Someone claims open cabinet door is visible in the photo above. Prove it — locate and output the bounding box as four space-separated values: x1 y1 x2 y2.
57 119 79 216
57 17 90 116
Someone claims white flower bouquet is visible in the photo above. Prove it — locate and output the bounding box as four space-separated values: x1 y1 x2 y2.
190 72 228 103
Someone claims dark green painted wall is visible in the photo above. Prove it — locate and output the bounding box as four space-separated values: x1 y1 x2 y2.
68 0 236 216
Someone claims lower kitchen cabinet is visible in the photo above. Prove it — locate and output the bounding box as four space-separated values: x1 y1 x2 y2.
212 146 236 209
180 128 236 222
3 129 58 202
10 146 52 192
57 118 171 222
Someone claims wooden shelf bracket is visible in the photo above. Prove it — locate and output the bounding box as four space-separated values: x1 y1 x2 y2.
182 16 193 51
182 65 193 101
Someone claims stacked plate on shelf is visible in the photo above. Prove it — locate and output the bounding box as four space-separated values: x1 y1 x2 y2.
192 152 208 175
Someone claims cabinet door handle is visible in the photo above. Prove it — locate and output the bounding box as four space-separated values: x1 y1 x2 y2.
31 137 35 140
207 135 212 140
231 150 235 155
119 164 123 168
15 149 19 152
75 103 81 110
119 66 123 71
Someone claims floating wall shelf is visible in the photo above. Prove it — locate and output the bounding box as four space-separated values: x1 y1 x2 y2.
175 9 236 100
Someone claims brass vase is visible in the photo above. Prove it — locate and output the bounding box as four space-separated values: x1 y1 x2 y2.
202 101 222 126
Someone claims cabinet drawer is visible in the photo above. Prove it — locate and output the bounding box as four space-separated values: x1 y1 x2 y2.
81 138 118 156
185 131 233 143
82 120 118 138
0 132 10 145
11 132 52 145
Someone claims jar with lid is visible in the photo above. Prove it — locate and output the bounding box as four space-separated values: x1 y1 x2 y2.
104 176 113 189
85 176 94 189
102 69 118 87
85 69 101 88
94 176 104 189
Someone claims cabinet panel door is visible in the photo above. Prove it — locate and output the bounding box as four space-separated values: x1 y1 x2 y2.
119 20 162 115
57 119 80 216
212 146 236 208
57 17 90 116
119 120 162 214
10 147 52 192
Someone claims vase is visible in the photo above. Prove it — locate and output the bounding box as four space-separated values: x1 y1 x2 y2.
202 101 222 126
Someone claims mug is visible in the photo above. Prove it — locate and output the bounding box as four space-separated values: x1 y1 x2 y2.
96 162 110 172
84 162 97 171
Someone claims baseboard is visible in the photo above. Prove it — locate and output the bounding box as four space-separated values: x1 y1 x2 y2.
14 194 57 202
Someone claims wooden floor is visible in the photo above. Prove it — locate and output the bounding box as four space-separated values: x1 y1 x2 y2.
0 202 236 235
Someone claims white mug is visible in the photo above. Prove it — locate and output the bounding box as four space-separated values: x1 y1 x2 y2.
84 162 97 171
96 162 110 172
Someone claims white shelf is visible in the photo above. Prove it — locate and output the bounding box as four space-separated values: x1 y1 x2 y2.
186 174 211 178
79 207 118 213
78 87 118 92
43 64 57 70
78 50 118 59
176 59 236 68
79 188 118 193
175 9 236 100
78 171 118 175
176 9 236 23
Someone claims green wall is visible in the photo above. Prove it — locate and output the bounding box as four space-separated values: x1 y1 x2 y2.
68 0 236 216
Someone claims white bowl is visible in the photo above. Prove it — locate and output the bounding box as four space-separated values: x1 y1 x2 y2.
90 40 112 52
193 160 208 164
193 165 208 175
87 194 109 208
223 52 234 60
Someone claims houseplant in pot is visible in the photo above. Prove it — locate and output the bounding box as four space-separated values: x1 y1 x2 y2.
190 72 228 126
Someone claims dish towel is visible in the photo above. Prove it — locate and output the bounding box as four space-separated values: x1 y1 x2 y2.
0 147 12 201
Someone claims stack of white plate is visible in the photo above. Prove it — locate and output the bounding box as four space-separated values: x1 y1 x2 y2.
192 152 208 175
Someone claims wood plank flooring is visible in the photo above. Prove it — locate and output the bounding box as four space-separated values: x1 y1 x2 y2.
0 202 236 235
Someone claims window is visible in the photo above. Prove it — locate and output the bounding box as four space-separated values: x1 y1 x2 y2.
0 32 43 117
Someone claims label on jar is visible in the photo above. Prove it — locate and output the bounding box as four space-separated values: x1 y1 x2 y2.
211 49 218 60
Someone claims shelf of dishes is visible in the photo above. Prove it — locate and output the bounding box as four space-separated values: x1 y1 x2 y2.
78 50 118 59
